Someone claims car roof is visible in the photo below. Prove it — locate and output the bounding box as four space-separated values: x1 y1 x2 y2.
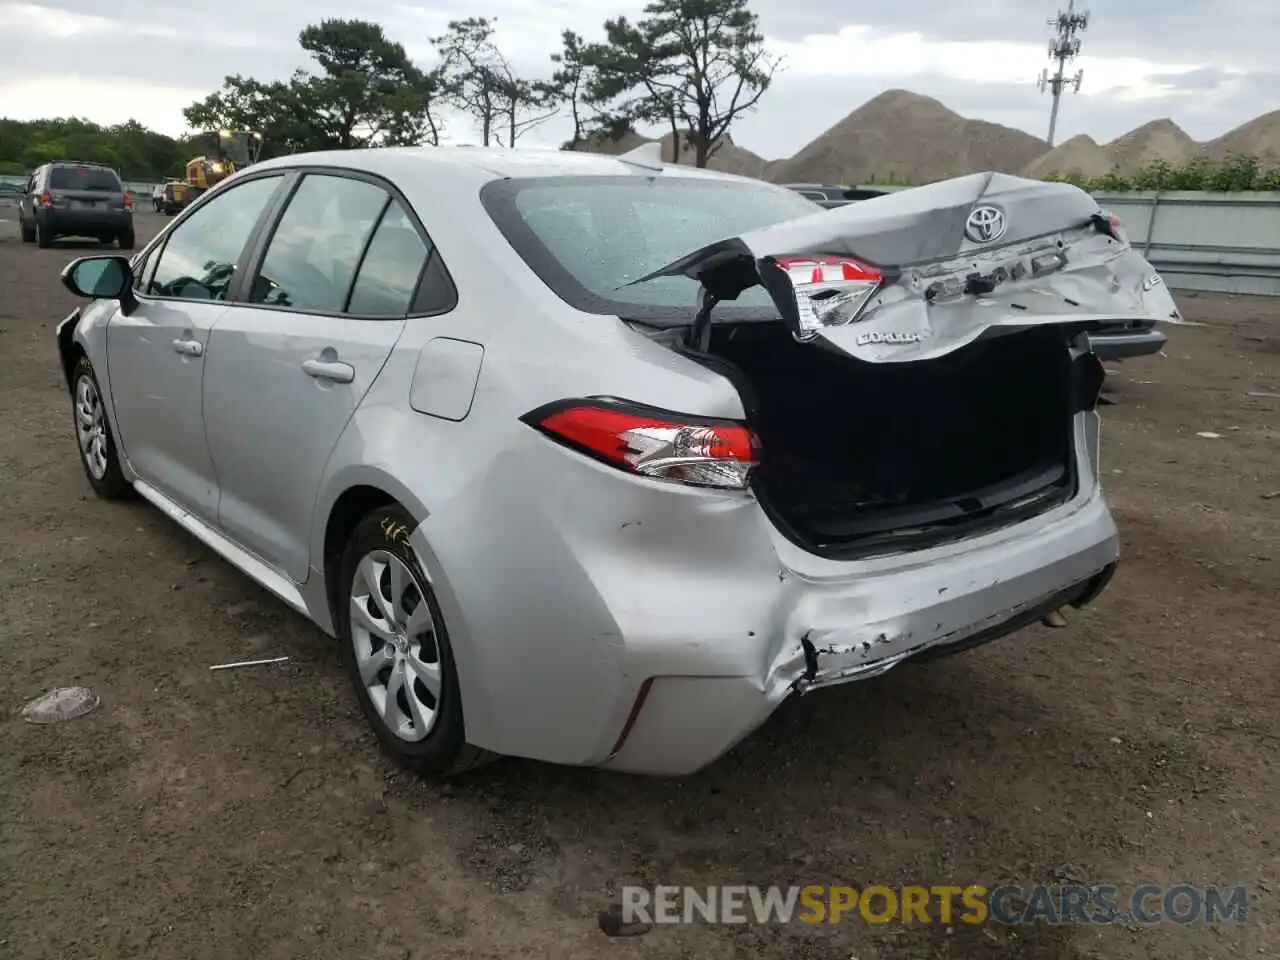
247 145 761 188
48 160 118 170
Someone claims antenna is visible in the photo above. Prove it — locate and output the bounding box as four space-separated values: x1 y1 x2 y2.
618 140 664 173
1039 0 1089 147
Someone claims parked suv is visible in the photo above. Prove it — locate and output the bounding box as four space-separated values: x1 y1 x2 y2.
19 161 134 249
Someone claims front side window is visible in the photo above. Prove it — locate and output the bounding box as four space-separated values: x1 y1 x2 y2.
248 174 389 313
146 175 283 301
346 201 428 317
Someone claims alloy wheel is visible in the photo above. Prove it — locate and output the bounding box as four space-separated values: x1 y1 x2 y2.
349 550 443 742
74 374 109 480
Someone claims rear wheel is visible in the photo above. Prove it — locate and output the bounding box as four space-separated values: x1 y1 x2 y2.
117 227 135 250
337 506 493 777
71 355 132 499
35 220 52 248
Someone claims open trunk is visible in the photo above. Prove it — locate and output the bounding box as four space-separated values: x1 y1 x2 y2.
630 171 1179 556
703 322 1084 556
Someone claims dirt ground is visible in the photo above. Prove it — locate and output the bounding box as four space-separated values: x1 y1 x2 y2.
0 211 1276 960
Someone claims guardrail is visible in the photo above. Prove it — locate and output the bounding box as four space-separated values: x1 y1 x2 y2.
0 174 163 198
1091 191 1280 298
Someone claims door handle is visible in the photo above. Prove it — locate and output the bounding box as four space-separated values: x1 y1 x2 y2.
172 338 203 357
301 358 355 383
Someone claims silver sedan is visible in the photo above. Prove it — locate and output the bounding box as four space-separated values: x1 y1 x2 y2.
55 149 1174 776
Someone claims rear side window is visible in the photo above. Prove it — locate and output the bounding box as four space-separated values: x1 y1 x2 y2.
346 201 428 317
249 174 388 313
50 166 121 192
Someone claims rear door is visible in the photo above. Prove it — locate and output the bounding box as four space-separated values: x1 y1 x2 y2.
202 169 432 582
48 165 126 213
106 173 287 519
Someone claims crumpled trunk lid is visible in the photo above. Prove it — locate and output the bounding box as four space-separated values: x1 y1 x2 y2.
633 171 1181 362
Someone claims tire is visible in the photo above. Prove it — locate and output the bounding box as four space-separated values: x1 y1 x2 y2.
70 355 132 500
337 505 494 777
35 219 52 248
19 216 35 243
117 227 135 250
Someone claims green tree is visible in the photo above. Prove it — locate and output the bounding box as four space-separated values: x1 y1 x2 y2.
584 0 778 167
548 30 597 150
184 18 446 153
433 17 559 146
0 118 189 180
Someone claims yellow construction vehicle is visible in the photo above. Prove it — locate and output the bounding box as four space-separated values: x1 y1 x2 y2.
160 129 263 215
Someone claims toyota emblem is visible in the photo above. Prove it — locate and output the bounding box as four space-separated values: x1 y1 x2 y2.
964 205 1007 244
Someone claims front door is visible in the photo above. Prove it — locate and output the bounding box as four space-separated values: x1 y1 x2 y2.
203 173 430 582
105 173 286 520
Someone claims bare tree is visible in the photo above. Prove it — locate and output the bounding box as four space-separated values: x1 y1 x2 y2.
433 17 559 147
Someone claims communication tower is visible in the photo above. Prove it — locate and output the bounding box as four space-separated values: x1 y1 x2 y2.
1037 0 1089 147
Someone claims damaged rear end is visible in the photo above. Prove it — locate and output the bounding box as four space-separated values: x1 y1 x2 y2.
635 171 1178 559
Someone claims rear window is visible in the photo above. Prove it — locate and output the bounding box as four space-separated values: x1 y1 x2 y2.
49 166 122 192
480 176 820 320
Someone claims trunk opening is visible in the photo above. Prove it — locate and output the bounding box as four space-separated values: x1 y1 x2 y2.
700 323 1081 558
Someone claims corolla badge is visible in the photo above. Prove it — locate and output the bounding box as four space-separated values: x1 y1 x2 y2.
855 330 925 346
964 205 1007 244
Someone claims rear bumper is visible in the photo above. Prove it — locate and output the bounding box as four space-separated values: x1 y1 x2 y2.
402 405 1117 777
598 491 1119 775
1088 328 1166 361
37 208 131 235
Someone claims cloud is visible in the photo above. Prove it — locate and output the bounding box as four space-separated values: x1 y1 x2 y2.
0 0 1273 158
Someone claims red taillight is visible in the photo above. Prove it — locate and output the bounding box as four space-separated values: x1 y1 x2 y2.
524 400 760 490
39 192 52 207
774 256 882 285
123 193 133 209
768 254 884 338
1107 214 1128 244
1094 211 1129 246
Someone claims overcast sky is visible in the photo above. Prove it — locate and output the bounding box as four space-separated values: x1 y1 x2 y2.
0 0 1273 157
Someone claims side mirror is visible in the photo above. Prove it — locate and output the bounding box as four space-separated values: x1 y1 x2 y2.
60 255 138 315
61 255 129 298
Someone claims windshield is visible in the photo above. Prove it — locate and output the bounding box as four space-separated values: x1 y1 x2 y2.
50 166 122 192
481 176 821 320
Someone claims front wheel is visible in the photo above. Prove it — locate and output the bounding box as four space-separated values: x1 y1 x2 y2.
19 216 35 243
70 356 132 499
337 506 493 777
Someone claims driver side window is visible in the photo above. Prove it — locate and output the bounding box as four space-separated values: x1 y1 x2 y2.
145 175 283 301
